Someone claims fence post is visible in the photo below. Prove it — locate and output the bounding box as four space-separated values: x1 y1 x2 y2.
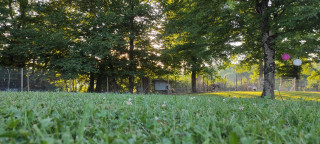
27 69 30 92
235 74 237 91
167 75 169 94
293 77 296 91
7 69 10 90
279 77 282 91
107 77 109 92
69 79 72 92
21 68 23 92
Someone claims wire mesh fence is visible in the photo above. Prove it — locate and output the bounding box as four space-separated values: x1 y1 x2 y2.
0 67 318 93
215 77 319 92
0 67 61 92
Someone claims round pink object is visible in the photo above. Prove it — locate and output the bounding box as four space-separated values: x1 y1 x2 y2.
281 54 290 60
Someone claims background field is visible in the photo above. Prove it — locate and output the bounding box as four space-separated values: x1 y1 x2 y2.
1 92 320 143
200 91 320 101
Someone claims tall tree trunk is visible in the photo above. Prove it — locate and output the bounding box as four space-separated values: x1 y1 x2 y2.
128 2 135 94
88 72 95 92
64 80 68 92
259 61 264 91
191 70 197 93
95 74 102 92
95 64 104 92
257 0 276 99
108 63 118 92
261 34 275 98
128 37 134 93
111 77 118 92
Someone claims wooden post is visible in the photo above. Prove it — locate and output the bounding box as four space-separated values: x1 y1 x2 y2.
279 77 282 91
27 71 30 92
207 79 209 92
7 69 10 90
240 76 242 90
74 79 77 92
225 76 227 91
73 79 75 92
202 76 205 92
235 74 237 91
167 75 169 94
107 77 109 93
293 77 296 91
69 79 71 92
21 68 23 92
174 76 176 92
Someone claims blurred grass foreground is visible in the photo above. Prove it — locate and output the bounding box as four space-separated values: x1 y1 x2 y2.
0 91 320 143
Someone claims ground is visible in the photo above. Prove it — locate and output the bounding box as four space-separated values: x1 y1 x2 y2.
200 91 320 101
0 91 320 143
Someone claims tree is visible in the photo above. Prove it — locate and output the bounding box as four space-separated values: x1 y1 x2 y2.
112 0 159 93
233 0 320 98
0 0 37 68
161 0 235 93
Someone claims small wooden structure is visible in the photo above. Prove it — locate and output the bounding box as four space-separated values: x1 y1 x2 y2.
153 79 173 94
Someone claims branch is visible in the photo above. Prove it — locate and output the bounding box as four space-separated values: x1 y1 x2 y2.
255 0 262 14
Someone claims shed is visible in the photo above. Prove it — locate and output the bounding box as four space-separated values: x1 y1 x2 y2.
153 79 173 94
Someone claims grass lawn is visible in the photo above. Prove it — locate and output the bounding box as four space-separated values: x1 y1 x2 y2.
199 91 320 101
0 91 320 143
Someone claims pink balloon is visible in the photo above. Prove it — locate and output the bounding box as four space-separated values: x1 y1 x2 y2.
281 54 290 60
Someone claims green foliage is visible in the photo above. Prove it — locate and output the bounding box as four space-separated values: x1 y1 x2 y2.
1 92 320 143
1 0 319 93
233 0 320 63
0 0 163 92
161 0 235 70
302 63 320 90
277 64 302 79
160 0 236 91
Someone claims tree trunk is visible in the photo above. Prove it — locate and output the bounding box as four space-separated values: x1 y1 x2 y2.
88 72 95 92
128 3 135 93
191 70 197 93
95 74 102 92
259 61 264 91
95 64 104 92
108 63 118 92
64 80 68 92
128 37 134 93
111 77 118 92
256 0 276 99
261 31 276 99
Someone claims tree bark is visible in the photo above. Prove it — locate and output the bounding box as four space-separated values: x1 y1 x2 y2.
256 0 276 99
95 74 102 92
108 63 118 92
128 37 134 93
111 77 118 92
128 1 135 94
259 61 264 91
95 64 104 92
261 32 275 99
191 70 197 93
88 72 95 92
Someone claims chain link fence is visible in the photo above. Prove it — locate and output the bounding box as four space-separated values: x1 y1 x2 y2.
0 67 69 92
0 67 318 93
214 77 319 92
